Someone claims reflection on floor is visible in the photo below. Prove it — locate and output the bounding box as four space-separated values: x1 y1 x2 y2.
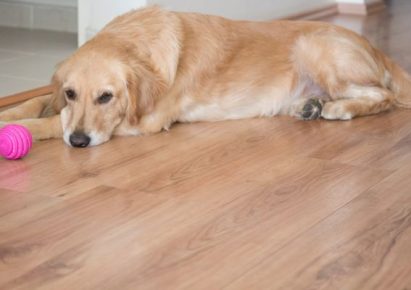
0 27 76 97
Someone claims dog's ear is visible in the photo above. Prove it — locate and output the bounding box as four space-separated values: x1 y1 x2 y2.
138 7 181 86
122 8 181 125
126 65 168 125
50 64 67 113
125 70 140 125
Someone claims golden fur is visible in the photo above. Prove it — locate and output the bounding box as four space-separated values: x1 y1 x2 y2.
1 6 411 147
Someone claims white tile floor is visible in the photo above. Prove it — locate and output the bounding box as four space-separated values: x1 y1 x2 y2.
0 26 77 97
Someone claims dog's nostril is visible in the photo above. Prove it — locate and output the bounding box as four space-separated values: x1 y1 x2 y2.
69 132 91 148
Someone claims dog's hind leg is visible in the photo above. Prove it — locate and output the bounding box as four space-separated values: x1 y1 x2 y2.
290 87 394 121
292 29 395 120
320 86 394 120
0 94 54 121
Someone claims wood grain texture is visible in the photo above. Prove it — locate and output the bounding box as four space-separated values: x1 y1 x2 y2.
1 1 411 289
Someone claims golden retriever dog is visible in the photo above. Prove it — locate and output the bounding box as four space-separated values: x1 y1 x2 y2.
1 6 410 147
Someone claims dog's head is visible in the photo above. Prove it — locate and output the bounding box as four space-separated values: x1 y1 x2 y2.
52 8 181 147
52 55 127 147
52 40 171 147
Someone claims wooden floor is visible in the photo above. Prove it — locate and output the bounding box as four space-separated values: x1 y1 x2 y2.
1 1 411 289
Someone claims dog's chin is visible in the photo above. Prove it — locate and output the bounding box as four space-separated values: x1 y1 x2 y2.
63 131 71 146
63 131 111 147
88 131 111 146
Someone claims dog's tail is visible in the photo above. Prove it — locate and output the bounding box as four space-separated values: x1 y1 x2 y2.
382 53 411 108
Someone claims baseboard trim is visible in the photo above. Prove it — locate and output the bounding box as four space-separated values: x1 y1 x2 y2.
286 4 339 20
366 1 386 14
0 85 52 108
285 1 385 20
338 1 385 16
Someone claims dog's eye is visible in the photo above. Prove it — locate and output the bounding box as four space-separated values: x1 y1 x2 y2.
97 92 113 104
65 89 76 101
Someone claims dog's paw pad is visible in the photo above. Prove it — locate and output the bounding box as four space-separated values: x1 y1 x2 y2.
300 99 323 120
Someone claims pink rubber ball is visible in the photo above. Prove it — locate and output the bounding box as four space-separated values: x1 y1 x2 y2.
0 125 33 160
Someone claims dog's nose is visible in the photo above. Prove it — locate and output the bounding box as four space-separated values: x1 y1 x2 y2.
69 132 91 147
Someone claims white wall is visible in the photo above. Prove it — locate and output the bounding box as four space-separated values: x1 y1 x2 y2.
147 0 335 21
78 0 335 45
77 0 381 46
78 0 146 45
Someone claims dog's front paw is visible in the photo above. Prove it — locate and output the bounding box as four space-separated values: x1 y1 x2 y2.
299 98 324 120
